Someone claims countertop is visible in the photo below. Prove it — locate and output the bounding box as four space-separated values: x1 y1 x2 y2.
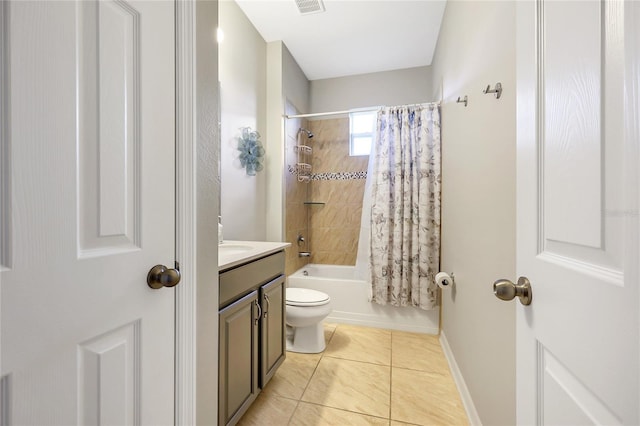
218 240 291 271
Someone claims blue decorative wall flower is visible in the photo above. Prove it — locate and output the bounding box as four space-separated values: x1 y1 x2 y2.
238 127 265 176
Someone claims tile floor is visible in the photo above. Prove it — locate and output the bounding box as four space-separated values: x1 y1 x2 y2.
237 323 469 426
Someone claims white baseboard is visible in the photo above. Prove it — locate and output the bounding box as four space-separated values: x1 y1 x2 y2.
327 311 439 335
439 331 482 426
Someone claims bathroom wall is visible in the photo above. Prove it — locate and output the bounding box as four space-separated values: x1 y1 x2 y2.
307 118 368 265
430 2 517 425
310 66 433 113
283 102 309 276
283 45 310 118
267 42 311 273
265 41 285 243
265 41 311 246
219 0 267 240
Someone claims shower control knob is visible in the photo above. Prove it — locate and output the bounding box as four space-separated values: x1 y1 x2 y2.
493 277 532 306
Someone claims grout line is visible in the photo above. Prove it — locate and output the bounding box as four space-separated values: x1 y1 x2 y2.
286 400 301 426
322 354 391 368
298 400 392 422
294 324 334 404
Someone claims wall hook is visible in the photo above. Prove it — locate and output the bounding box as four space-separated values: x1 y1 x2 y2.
483 82 502 99
456 95 468 107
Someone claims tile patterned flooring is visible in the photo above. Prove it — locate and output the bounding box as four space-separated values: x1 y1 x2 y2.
238 323 469 426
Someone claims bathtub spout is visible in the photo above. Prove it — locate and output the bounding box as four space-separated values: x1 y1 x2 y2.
298 252 311 257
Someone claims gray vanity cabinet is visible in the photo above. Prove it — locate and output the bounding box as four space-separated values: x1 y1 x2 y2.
218 251 286 426
218 291 260 426
260 275 286 386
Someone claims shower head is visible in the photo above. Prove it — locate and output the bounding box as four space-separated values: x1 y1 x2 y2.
298 128 314 139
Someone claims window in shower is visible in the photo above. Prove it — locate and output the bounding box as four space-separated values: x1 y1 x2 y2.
349 111 376 156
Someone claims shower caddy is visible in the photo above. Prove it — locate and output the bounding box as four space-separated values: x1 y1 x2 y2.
295 129 312 182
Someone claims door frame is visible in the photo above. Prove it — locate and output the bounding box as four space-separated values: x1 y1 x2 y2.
175 1 219 425
175 1 197 423
626 5 640 423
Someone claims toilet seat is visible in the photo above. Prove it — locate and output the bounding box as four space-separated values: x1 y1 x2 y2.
286 288 330 307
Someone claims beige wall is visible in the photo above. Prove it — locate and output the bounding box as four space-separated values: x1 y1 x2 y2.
219 0 267 240
310 66 433 113
430 2 516 425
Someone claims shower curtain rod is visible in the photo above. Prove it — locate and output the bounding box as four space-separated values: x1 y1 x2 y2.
283 102 438 119
284 106 381 119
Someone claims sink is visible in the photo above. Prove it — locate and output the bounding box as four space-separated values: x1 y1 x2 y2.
219 244 254 256
218 240 291 270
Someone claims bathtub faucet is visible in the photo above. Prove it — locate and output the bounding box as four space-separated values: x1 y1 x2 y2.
298 252 311 257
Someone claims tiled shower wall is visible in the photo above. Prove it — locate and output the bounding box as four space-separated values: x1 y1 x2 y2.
285 115 369 271
307 118 368 265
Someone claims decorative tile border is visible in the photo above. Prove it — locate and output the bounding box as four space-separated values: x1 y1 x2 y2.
287 165 367 181
312 171 367 181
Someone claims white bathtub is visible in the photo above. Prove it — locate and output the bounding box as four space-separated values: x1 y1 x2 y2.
288 264 439 334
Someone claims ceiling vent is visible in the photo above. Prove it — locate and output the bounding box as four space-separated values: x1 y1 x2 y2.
295 0 325 15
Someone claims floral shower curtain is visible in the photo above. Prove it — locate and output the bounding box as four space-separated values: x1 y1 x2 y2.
369 103 441 310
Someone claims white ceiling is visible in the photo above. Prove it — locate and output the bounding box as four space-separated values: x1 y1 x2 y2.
233 0 447 81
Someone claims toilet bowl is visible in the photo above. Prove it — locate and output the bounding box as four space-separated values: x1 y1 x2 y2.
285 287 332 353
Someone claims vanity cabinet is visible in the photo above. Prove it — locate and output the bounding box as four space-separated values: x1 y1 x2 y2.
260 276 285 384
218 291 259 426
218 251 286 426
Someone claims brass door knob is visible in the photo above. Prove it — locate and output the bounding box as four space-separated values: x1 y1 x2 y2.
147 262 181 289
493 277 532 305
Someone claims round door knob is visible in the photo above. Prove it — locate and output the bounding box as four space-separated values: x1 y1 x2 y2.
147 263 181 289
493 276 532 305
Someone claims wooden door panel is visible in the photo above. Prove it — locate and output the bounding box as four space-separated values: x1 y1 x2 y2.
78 0 142 256
543 0 602 249
78 321 141 425
540 346 620 425
0 1 175 424
540 0 624 278
517 1 638 424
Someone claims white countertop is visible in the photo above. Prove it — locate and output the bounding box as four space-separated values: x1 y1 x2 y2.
218 240 291 271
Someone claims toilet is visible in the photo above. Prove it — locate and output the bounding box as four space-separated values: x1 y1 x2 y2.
285 287 332 353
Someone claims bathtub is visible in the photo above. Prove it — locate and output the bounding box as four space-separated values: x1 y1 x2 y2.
288 264 439 335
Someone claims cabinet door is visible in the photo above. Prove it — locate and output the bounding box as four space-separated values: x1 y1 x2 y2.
260 275 286 387
219 290 260 426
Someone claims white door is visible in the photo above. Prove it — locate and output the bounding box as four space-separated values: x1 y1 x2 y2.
0 0 176 424
516 1 639 424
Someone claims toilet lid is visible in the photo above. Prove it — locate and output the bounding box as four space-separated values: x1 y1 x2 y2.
286 288 330 307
